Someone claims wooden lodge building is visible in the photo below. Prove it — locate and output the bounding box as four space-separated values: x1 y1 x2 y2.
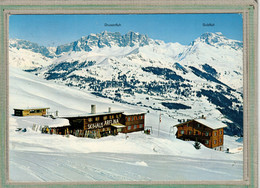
54 105 145 139
14 107 50 116
174 117 227 150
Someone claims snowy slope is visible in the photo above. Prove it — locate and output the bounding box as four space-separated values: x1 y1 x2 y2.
9 67 243 182
177 32 243 89
9 39 54 69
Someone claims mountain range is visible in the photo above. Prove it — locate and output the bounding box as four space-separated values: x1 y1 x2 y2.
9 31 243 136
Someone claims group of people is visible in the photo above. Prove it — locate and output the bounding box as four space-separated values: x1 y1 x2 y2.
41 126 55 134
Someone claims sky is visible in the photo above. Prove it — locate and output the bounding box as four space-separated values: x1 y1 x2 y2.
9 14 243 47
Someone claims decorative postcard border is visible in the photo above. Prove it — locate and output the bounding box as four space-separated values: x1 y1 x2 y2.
0 1 257 188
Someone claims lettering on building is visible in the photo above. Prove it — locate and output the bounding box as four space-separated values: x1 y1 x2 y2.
88 119 119 129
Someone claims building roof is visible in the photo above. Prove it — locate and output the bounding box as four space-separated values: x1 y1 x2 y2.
61 111 124 119
14 107 50 110
49 124 71 128
194 118 228 130
123 110 146 116
174 118 228 130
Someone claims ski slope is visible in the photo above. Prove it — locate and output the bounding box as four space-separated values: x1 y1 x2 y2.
9 67 243 182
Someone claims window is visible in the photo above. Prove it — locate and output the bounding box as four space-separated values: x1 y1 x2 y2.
132 117 134 121
111 115 114 119
180 130 184 135
128 117 131 121
140 115 143 119
88 118 93 122
30 110 35 113
134 125 137 129
205 140 209 144
95 117 100 121
195 131 198 135
205 132 209 136
219 130 222 135
128 126 131 130
119 114 121 118
219 138 222 143
214 140 217 144
139 124 143 128
214 132 217 136
189 131 192 135
187 123 189 127
197 124 200 128
103 116 108 121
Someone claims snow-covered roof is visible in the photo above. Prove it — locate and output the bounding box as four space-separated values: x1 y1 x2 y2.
194 118 228 130
174 118 228 130
123 110 146 116
61 111 124 119
49 124 70 128
61 109 146 119
14 107 50 110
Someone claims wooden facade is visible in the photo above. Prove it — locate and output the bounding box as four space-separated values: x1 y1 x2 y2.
14 107 50 116
174 118 227 150
66 112 124 138
121 113 145 133
59 109 145 139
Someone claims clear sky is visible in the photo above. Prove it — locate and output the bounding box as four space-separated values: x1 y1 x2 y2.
9 14 243 47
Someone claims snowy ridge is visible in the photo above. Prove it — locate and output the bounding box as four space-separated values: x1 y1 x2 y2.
55 31 151 55
192 32 242 50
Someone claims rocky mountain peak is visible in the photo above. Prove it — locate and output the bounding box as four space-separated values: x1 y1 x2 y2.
190 32 243 50
55 31 151 55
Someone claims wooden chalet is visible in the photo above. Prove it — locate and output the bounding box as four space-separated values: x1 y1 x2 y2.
174 117 227 150
56 105 145 138
14 107 50 116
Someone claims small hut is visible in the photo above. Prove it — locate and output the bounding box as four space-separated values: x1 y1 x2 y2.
14 107 50 116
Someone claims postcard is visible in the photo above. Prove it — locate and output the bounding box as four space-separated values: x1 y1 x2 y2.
0 1 257 187
8 12 245 181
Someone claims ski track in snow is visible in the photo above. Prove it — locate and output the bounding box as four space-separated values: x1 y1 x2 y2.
9 151 242 182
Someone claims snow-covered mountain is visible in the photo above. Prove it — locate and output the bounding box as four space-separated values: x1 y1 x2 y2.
9 31 243 136
9 39 54 69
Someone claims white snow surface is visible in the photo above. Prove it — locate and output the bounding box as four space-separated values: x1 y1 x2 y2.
194 118 228 130
9 67 243 182
9 46 52 69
